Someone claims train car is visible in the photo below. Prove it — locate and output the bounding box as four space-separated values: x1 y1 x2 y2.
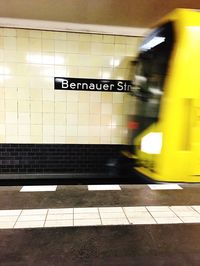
124 8 200 182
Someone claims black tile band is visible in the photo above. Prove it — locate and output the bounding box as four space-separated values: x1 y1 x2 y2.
0 144 126 174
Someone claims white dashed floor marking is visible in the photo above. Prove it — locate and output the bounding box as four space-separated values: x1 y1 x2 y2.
88 185 121 191
148 184 182 190
20 186 57 192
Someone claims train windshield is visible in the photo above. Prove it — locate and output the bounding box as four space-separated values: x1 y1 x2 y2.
128 22 175 148
133 21 175 119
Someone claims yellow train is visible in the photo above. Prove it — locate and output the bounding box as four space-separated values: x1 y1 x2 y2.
124 9 200 182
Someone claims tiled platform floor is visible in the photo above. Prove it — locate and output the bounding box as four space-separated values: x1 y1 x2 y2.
0 183 200 265
2 205 200 229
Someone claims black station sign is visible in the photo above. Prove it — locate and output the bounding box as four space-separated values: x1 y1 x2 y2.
54 77 132 92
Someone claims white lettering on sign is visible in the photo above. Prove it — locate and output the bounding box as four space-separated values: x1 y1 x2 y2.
110 84 114 90
117 81 124 91
117 81 132 91
70 82 76 89
89 83 95 90
62 80 68 88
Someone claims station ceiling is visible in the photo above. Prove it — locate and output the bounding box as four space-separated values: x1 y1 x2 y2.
0 0 199 28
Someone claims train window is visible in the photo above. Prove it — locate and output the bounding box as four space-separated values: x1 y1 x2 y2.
128 22 175 150
132 21 175 120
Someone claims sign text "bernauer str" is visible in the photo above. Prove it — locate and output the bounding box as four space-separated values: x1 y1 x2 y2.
54 77 132 92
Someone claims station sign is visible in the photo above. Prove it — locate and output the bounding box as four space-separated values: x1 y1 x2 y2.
54 77 132 92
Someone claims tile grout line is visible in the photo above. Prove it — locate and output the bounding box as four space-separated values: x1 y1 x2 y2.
43 209 49 227
13 210 23 228
168 207 185 223
191 206 200 215
122 207 130 225
145 207 158 224
72 208 74 226
97 207 103 225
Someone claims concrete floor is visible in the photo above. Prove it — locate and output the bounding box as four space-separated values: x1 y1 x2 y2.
0 184 200 265
1 224 200 266
0 184 199 209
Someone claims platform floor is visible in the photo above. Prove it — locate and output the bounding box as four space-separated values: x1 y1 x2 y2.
1 183 200 265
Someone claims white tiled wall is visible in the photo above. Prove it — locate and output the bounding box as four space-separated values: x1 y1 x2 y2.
0 28 141 144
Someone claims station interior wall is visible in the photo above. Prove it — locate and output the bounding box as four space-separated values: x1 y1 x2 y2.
0 28 141 145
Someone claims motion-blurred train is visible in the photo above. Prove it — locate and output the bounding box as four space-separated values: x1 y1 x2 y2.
123 9 200 182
